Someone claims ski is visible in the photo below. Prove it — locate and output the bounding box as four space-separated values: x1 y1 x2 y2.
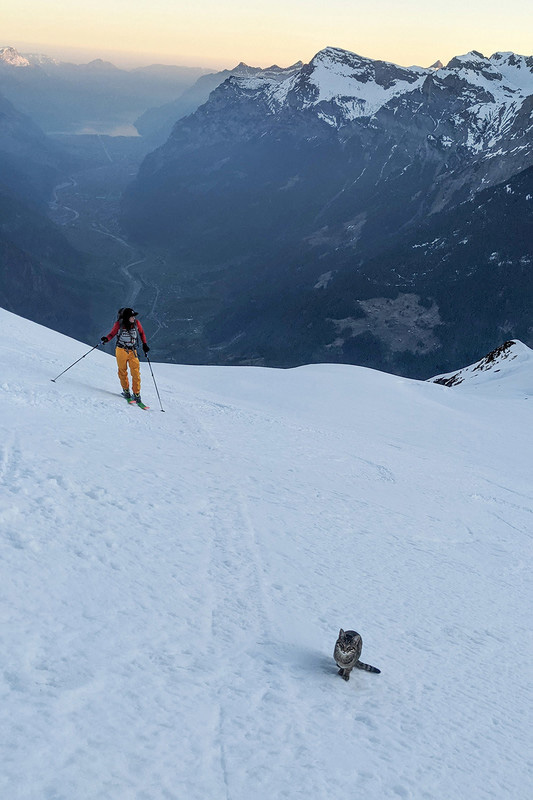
128 398 150 410
119 393 149 409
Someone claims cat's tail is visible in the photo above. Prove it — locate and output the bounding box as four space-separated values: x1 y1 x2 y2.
355 661 381 674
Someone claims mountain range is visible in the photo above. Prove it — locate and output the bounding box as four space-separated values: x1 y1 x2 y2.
134 60 304 143
1 44 531 377
123 46 533 375
0 46 209 133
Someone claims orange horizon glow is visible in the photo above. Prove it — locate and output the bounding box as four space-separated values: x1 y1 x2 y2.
3 0 532 72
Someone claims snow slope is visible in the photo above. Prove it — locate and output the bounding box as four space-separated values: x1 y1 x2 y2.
431 339 533 392
0 307 531 800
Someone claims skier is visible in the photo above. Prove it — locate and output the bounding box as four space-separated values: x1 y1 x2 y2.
101 307 150 404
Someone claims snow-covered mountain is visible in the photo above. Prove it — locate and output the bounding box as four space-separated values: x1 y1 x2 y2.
23 52 61 67
123 46 533 376
431 339 532 388
144 46 532 155
135 60 304 142
0 47 60 68
214 47 533 167
243 47 428 121
266 48 533 132
0 45 31 67
1 307 531 799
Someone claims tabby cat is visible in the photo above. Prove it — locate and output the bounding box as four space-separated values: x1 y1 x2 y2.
334 628 381 680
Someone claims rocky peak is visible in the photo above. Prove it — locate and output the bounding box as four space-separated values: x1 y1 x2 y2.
446 50 488 69
309 46 422 87
248 46 427 125
0 46 30 68
431 341 531 387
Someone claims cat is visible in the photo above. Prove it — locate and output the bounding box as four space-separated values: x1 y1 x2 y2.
334 628 381 680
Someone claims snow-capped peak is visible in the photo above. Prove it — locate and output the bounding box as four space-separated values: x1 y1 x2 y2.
223 61 304 96
489 51 533 92
442 50 533 98
265 46 426 124
308 46 425 91
430 340 532 393
23 52 60 67
427 49 533 155
195 45 533 147
0 46 31 67
446 50 489 68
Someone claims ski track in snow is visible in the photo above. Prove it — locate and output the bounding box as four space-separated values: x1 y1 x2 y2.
0 309 532 800
181 399 335 799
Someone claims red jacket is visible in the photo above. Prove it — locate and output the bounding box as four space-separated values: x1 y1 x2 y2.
106 319 147 346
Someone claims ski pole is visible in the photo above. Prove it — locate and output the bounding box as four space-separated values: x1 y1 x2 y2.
145 353 165 412
51 343 101 382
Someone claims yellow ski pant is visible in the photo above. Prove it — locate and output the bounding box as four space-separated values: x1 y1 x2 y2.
116 347 141 395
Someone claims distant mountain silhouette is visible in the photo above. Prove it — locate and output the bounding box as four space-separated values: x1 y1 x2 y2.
0 46 210 133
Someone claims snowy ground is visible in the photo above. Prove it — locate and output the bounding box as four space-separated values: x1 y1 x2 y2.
0 307 532 800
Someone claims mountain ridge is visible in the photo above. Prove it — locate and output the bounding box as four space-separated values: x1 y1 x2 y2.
0 45 210 133
121 45 532 376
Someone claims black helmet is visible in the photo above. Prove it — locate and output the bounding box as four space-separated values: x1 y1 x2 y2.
121 307 138 319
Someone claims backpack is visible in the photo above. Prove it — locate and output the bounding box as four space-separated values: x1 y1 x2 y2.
116 320 139 350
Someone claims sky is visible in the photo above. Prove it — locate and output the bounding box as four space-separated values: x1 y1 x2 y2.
3 0 533 69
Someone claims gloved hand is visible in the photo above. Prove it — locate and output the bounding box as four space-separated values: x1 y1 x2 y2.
101 336 108 343
143 343 150 354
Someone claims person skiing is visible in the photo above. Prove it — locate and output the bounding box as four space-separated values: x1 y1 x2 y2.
101 307 150 404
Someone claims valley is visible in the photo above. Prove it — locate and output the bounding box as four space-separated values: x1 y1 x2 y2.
45 134 196 356
45 131 254 364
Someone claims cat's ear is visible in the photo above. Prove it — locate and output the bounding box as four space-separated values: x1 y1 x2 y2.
339 628 344 637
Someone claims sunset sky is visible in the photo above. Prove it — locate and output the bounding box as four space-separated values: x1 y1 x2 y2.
4 0 532 69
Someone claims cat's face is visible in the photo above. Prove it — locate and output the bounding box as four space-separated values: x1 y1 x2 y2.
337 629 358 652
